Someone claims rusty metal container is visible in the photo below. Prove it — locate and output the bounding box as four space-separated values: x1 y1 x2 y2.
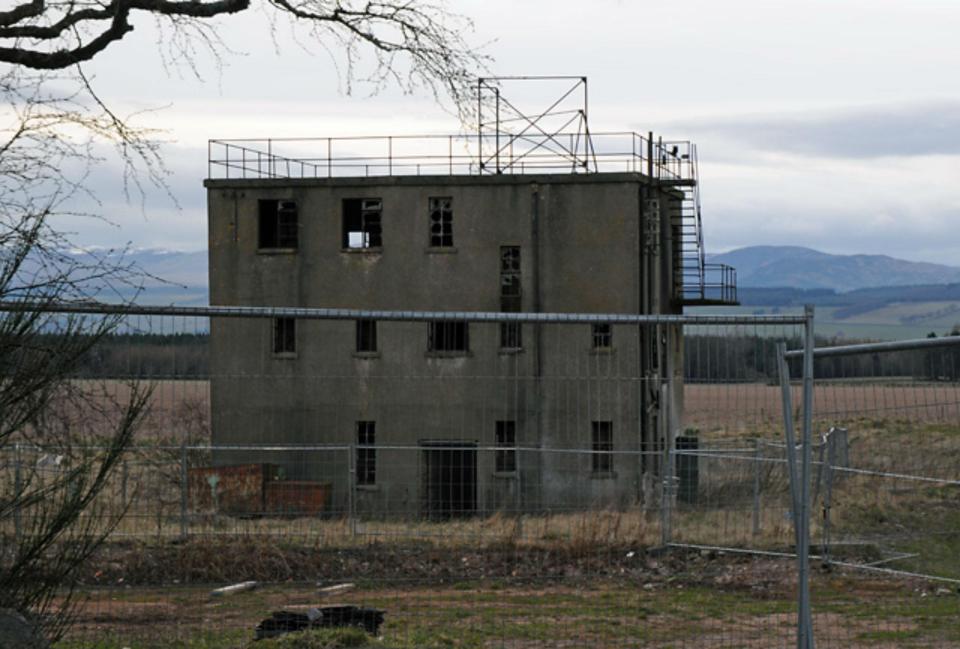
264 480 332 517
188 463 279 515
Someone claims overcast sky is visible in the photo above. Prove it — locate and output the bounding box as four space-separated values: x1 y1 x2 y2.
65 0 960 265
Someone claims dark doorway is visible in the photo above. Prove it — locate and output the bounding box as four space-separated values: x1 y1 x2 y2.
421 441 477 519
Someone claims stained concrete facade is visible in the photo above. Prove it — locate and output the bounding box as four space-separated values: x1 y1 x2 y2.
204 173 685 517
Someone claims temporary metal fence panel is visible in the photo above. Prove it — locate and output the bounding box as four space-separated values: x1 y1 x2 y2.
782 334 960 647
6 303 958 647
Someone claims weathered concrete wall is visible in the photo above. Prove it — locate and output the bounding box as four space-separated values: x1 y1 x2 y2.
205 173 684 516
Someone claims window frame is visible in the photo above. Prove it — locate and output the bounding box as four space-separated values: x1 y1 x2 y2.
591 420 614 475
495 420 517 474
428 196 454 248
500 245 522 314
355 319 378 354
592 323 613 350
272 317 297 356
258 199 299 250
427 320 469 355
499 322 523 351
342 198 383 250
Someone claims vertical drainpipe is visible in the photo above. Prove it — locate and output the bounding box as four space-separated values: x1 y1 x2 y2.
638 184 649 494
531 183 543 509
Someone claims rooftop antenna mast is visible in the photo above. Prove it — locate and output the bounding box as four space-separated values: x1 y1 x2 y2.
477 76 597 175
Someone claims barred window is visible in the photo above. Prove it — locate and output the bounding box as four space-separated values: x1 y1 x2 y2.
428 321 469 353
500 322 522 350
592 323 612 349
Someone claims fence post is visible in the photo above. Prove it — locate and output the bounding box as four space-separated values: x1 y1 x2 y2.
13 442 22 546
752 438 762 537
660 382 674 547
822 431 835 566
179 442 188 542
776 342 801 547
347 444 357 537
799 304 816 649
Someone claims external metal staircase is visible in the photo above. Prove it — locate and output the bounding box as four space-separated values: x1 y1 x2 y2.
664 143 738 306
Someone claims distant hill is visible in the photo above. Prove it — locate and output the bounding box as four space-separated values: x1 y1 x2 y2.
62 248 209 305
709 246 960 291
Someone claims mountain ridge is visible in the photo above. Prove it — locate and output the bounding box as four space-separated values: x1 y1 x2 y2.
709 246 960 291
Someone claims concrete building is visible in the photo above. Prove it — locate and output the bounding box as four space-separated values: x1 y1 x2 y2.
204 129 736 518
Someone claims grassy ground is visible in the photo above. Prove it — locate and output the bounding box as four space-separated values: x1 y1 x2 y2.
55 564 960 649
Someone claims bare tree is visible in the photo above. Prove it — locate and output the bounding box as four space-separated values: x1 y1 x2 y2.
0 2 483 643
0 0 483 114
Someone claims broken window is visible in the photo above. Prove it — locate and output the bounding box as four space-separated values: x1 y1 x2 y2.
500 322 522 350
429 196 453 247
592 323 612 349
428 321 469 353
273 317 296 355
356 319 378 353
495 420 517 473
356 421 376 486
591 421 613 473
342 198 383 249
500 245 521 313
258 199 298 249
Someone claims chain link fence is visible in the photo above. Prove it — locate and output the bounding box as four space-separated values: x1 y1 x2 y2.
2 303 959 647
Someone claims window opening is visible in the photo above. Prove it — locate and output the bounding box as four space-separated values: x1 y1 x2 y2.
356 421 376 486
500 245 522 321
592 323 612 349
258 199 298 249
343 198 383 249
429 197 453 247
273 317 296 354
356 319 378 353
500 322 522 350
495 421 517 473
428 321 469 353
592 421 613 473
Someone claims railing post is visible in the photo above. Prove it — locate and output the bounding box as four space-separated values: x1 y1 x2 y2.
13 442 22 546
647 131 653 178
327 138 332 178
267 138 272 178
179 442 188 542
448 135 453 175
388 136 393 176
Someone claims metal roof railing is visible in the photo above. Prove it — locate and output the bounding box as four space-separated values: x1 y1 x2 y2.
207 132 697 182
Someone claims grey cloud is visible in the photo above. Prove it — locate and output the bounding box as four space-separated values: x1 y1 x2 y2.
673 102 960 159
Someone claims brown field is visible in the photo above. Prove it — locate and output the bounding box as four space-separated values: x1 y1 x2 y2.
683 381 960 434
65 379 960 442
